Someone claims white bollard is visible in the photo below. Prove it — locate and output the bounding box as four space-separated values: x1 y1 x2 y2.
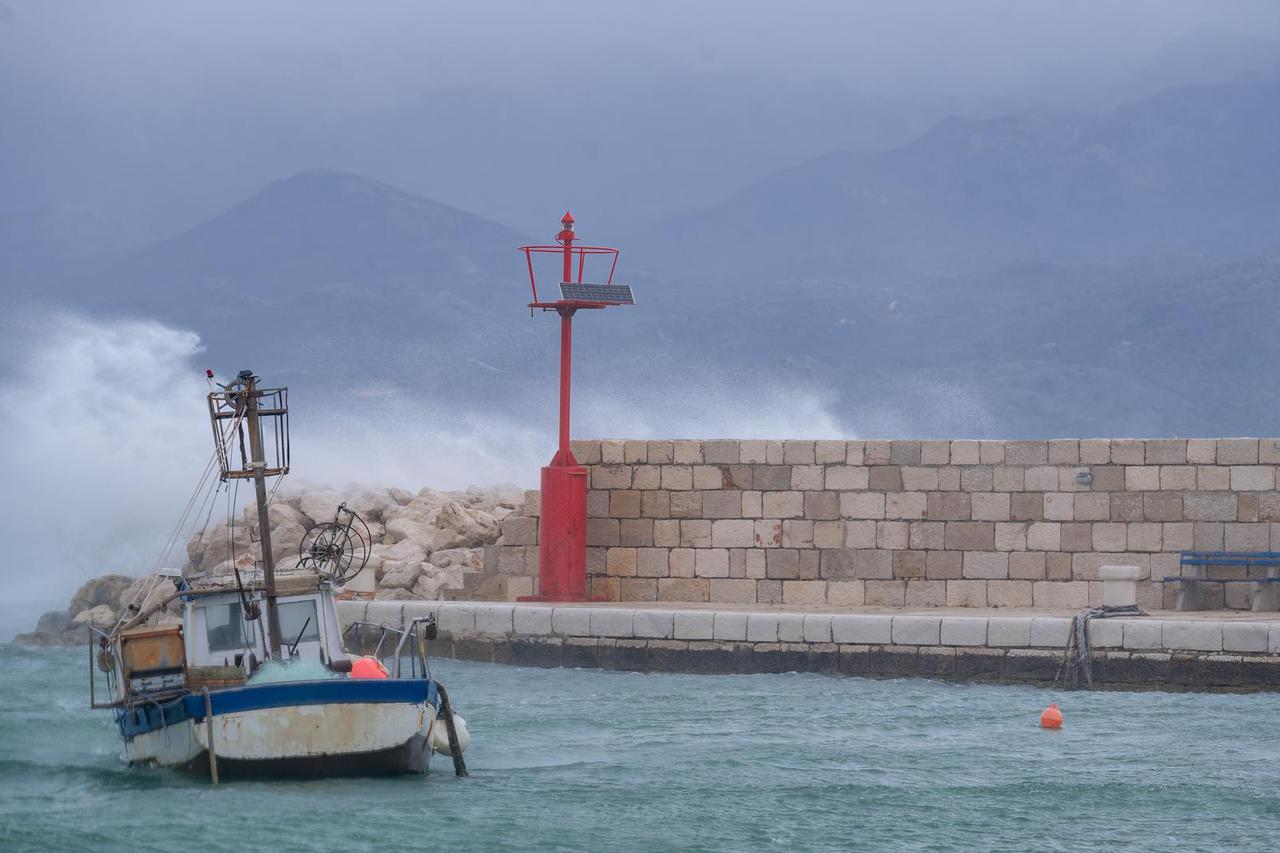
1100 565 1139 607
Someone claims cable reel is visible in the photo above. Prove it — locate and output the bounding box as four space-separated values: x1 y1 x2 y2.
298 502 371 584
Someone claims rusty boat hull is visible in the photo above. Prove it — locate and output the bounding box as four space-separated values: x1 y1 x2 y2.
116 679 442 777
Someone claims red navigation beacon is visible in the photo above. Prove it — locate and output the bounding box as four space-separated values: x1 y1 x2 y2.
518 212 635 601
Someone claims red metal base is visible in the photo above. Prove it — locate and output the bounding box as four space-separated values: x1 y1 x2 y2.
518 463 590 602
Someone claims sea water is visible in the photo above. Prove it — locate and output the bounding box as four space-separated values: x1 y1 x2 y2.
2 642 1279 852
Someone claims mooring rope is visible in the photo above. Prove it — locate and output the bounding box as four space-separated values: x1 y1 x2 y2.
1054 604 1145 690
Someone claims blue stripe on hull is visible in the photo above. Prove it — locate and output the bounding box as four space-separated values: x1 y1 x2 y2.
117 679 439 740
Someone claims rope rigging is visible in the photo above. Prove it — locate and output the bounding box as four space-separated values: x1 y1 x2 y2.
1054 604 1145 690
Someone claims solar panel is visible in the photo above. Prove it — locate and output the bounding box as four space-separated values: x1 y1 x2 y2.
559 282 636 305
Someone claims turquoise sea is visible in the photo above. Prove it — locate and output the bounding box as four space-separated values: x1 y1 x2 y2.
2 642 1279 852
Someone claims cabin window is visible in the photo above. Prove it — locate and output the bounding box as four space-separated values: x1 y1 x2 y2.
205 602 253 652
279 600 321 646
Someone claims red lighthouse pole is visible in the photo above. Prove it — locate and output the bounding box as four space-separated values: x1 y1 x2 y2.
518 213 631 602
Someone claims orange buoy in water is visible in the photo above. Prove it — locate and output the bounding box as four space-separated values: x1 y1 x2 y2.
1040 702 1063 729
350 656 389 679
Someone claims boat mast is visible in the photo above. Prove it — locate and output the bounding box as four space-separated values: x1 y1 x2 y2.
244 373 285 661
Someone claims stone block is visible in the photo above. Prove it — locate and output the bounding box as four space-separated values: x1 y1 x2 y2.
601 440 626 464
1121 620 1162 650
950 440 980 464
776 612 806 642
673 610 715 640
620 519 655 547
680 520 712 548
587 489 611 518
633 548 668 578
1109 493 1143 522
1269 624 1280 654
763 490 805 519
782 520 815 548
1079 439 1110 463
827 580 866 606
892 550 927 579
865 579 906 606
658 578 709 603
668 548 696 578
941 616 988 646
700 440 736 465
513 606 554 635
1092 523 1127 552
877 521 910 550
854 549 894 579
960 466 994 492
628 609 672 639
1089 466 1125 492
900 467 938 492
1047 439 1079 464
831 614 892 644
606 548 637 577
783 580 828 606
741 490 763 518
814 521 846 549
709 578 757 603
910 521 946 550
754 519 783 548
1029 617 1071 647
590 608 635 638
620 578 658 601
1005 441 1047 465
1042 493 1073 521
891 615 941 645
842 492 886 520
672 441 703 464
1143 439 1186 464
1232 466 1276 491
1161 620 1222 652
1073 493 1109 521
789 465 824 491
592 465 632 490
869 466 904 491
474 604 515 635
805 491 841 520
1086 618 1124 648
963 551 1008 579
946 579 987 606
1123 466 1158 491
815 440 848 464
1126 523 1163 552
500 515 539 546
1022 466 1057 492
1009 552 1046 579
1162 522 1194 551
1184 492 1238 522
1158 466 1196 491
756 580 783 605
920 440 951 465
971 492 1011 521
611 490 641 519
987 580 1033 607
783 441 816 465
802 614 833 642
1143 492 1182 522
711 610 749 641
1222 622 1269 653
826 465 870 490
736 440 766 464
927 551 963 580
695 549 730 578
987 617 1031 647
904 579 946 606
1217 438 1259 465
766 549 800 579
979 441 1006 463
945 521 995 551
1026 522 1060 551
692 465 723 490
660 466 693 491
639 491 669 519
885 492 927 520
1031 581 1089 609
551 607 591 636
1010 493 1043 521
1184 439 1215 464
745 612 779 642
993 466 1025 491
928 492 972 520
709 519 753 548
1197 466 1230 490
888 441 921 465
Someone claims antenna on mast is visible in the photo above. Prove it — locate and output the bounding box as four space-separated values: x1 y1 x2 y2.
207 370 290 661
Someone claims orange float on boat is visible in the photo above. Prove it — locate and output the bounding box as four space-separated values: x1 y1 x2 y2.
350 656 389 679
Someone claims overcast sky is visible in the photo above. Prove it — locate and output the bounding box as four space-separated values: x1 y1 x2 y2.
2 1 1278 233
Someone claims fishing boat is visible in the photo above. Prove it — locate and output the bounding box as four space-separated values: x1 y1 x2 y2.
88 369 470 780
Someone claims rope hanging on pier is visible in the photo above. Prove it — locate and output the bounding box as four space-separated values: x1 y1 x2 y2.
1054 605 1145 690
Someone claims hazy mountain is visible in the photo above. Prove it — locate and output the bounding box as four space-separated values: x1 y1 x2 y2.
642 78 1280 292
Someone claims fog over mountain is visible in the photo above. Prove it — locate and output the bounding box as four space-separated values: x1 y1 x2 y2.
2 1 1280 602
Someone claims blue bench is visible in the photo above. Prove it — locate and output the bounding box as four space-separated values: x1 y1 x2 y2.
1163 551 1280 611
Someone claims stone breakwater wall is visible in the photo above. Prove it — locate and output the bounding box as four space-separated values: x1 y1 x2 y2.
496 438 1280 609
338 601 1280 691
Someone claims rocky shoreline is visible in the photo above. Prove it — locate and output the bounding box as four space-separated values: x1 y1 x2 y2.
15 482 522 646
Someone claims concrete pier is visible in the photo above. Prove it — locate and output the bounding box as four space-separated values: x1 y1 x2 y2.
339 600 1280 692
